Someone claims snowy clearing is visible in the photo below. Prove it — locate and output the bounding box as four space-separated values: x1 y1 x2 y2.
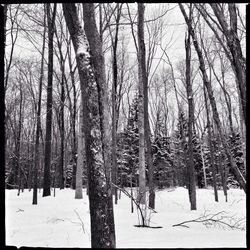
5 187 246 248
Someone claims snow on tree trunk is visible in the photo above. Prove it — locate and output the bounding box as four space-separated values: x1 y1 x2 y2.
82 3 116 246
75 101 84 199
137 3 146 205
63 3 115 248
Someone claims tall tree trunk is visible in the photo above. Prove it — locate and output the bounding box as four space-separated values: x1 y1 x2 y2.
75 101 84 199
145 117 155 209
137 3 146 205
185 11 196 210
203 85 218 202
82 3 116 247
179 3 246 193
43 3 57 197
144 43 155 208
55 30 66 190
63 3 116 248
66 44 77 188
17 86 23 196
32 7 46 204
110 4 121 204
83 1 116 243
59 76 65 190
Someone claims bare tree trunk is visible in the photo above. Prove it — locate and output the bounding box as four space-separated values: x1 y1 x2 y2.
55 28 66 190
43 3 57 197
199 140 207 189
32 7 46 204
75 101 84 199
137 3 146 205
144 48 155 208
110 3 122 204
140 3 155 209
218 143 228 202
145 118 155 209
17 86 23 196
59 83 65 190
179 3 246 192
63 3 116 248
185 10 196 210
82 3 116 247
203 85 218 202
66 42 77 176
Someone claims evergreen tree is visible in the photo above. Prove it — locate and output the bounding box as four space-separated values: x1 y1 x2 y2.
202 138 214 187
174 109 204 188
117 95 139 187
152 109 174 189
227 132 245 188
192 131 204 188
152 135 174 189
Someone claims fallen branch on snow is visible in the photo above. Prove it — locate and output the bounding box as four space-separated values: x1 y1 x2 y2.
172 211 246 231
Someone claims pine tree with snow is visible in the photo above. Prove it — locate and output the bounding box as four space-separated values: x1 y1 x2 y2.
226 131 245 188
202 139 214 187
117 95 139 187
152 109 174 188
152 135 174 189
192 131 204 188
174 109 204 188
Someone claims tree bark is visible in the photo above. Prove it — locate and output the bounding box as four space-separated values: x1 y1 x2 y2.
63 3 116 248
110 3 121 204
203 85 218 202
137 3 146 205
75 101 84 199
185 10 197 210
66 42 78 186
17 85 23 196
43 3 57 197
82 3 116 247
55 27 66 190
179 3 246 193
33 7 46 204
59 80 65 190
143 19 155 209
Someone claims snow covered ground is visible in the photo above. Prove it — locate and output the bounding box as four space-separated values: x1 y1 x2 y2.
5 187 246 248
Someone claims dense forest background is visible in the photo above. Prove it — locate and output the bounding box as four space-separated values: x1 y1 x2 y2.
4 3 246 248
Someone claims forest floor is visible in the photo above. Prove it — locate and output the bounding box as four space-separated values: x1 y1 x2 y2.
5 187 246 248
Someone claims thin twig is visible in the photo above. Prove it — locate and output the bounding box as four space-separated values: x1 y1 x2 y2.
74 209 85 233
